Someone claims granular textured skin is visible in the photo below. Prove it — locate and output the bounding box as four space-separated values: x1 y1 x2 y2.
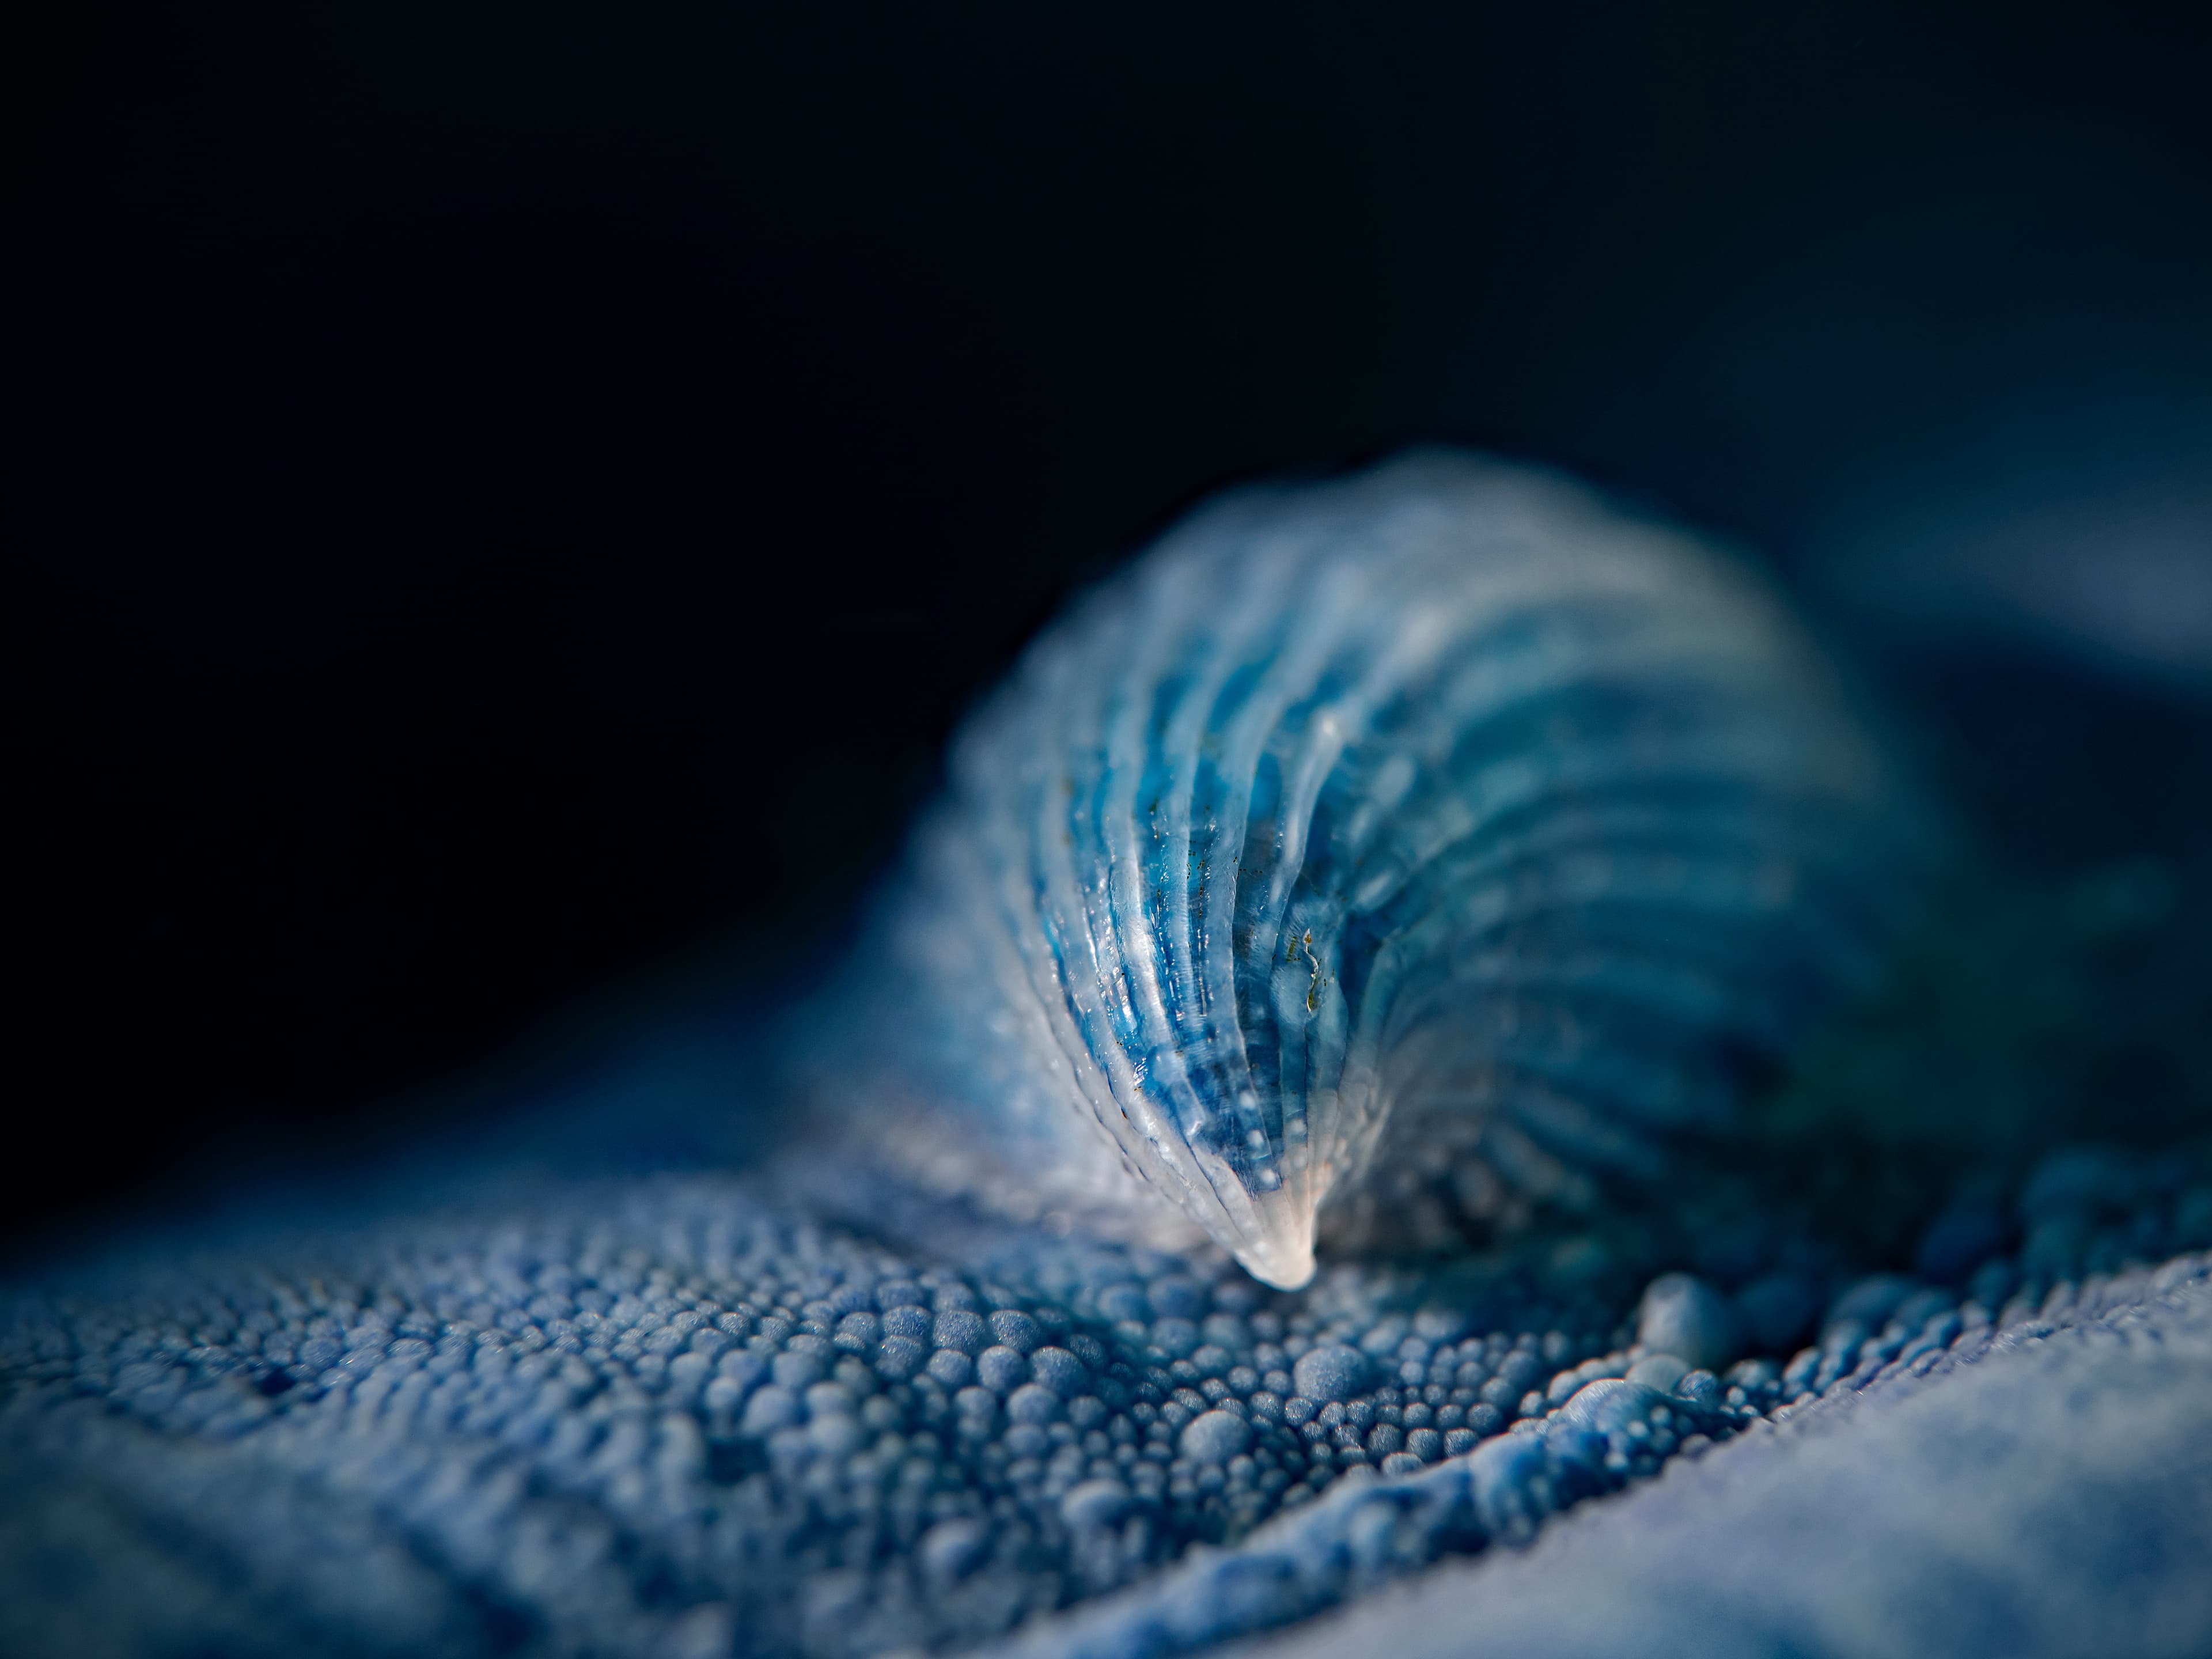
6 1132 2212 1659
1242 1258 2212 1659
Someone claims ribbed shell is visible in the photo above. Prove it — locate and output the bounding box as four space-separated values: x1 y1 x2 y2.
879 453 1904 1287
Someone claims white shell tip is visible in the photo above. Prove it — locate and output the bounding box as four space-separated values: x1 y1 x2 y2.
1236 1235 1317 1291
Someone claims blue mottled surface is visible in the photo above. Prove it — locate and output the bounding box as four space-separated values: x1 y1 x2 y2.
1245 1257 2212 1659
6 1109 2211 1659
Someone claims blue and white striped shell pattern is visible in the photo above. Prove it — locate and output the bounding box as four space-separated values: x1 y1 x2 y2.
874 452 1905 1287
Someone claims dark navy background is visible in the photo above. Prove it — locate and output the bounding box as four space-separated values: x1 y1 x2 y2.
14 1 2212 1247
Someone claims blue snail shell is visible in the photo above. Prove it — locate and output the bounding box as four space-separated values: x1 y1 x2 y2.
862 451 1910 1287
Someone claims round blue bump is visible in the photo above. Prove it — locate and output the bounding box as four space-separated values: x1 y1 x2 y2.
976 1346 1029 1393
1179 1410 1252 1463
1293 1345 1368 1404
925 1349 974 1388
1030 1346 1089 1397
770 1350 824 1389
1625 1354 1691 1393
933 1310 988 1355
1060 1479 1134 1531
1636 1274 1742 1373
1007 1383 1062 1425
740 1385 801 1435
876 1335 925 1380
919 1519 991 1583
1151 1319 1200 1359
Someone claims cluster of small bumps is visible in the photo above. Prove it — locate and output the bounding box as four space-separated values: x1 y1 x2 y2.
5 1141 2211 1659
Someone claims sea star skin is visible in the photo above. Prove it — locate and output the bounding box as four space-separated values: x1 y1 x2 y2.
1241 1259 2212 1659
5 1109 2210 1659
1 1158 1694 1659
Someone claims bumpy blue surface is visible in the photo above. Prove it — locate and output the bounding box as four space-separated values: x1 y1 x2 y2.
5 453 2209 1659
1247 1256 2212 1659
7 1131 2211 1659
